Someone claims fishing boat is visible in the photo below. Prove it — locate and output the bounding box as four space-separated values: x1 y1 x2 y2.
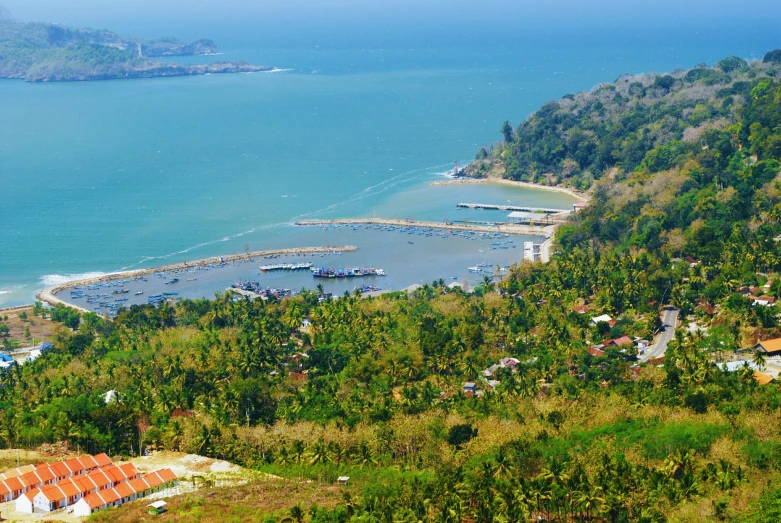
135 291 144 296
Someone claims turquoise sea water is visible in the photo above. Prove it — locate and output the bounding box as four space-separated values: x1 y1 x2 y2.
1 22 780 307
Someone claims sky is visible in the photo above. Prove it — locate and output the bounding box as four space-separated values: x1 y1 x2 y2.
2 0 781 49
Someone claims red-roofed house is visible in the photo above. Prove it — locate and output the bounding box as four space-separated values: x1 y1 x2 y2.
127 477 151 498
113 481 136 503
72 487 123 517
587 346 605 357
33 484 69 513
48 461 72 483
754 295 776 307
22 466 55 490
63 458 86 477
92 453 112 469
1 476 30 500
605 336 634 347
0 464 35 481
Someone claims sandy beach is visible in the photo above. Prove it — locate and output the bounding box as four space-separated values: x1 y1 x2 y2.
432 177 589 202
36 245 358 312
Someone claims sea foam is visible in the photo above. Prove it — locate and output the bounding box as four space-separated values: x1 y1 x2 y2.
39 272 109 287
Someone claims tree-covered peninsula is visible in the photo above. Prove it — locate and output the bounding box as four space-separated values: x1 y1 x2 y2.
0 16 273 82
6 51 781 522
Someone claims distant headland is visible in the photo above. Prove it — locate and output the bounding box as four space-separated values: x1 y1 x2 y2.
0 11 276 82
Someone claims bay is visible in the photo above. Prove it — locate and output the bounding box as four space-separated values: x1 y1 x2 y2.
1 24 778 307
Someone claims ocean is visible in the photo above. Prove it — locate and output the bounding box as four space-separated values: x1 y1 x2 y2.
1 19 779 307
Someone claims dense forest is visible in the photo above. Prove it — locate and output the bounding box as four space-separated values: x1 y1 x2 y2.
471 50 781 193
6 51 781 522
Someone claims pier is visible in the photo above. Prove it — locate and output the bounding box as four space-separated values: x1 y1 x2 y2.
295 218 557 238
457 203 572 214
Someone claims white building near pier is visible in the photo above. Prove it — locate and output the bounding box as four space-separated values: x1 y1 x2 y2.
523 242 541 262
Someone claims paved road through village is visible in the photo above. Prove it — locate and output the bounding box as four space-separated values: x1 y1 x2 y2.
640 307 679 362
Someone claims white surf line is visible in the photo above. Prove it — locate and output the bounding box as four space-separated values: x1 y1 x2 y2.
120 161 452 271
293 162 451 221
118 221 291 271
298 175 422 219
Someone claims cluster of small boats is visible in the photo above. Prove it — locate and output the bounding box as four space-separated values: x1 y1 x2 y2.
311 267 386 278
467 263 510 276
489 240 515 250
322 223 516 243
259 262 313 272
355 284 382 293
68 278 154 315
468 263 494 273
147 292 179 304
231 280 297 299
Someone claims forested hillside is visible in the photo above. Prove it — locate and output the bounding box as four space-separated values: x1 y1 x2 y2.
472 51 781 192
0 18 265 81
6 52 781 522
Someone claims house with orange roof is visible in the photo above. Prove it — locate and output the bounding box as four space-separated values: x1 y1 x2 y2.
0 464 35 481
127 476 151 496
63 457 86 476
48 461 73 482
754 338 781 358
754 371 775 385
1 475 31 500
32 483 69 512
22 466 55 490
113 481 137 503
72 487 125 517
92 453 112 469
0 454 115 504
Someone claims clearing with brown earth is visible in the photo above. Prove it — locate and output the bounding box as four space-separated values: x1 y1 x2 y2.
88 475 346 523
0 306 57 349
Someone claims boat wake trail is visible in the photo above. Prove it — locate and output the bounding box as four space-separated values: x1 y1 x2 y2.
117 161 451 272
292 162 451 221
118 221 292 271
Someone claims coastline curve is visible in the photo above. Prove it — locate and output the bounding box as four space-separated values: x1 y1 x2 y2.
36 245 358 313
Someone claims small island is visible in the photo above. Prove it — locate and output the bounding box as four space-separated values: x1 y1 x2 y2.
0 11 275 82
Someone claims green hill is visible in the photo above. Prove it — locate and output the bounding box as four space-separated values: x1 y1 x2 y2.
0 18 269 82
6 51 781 522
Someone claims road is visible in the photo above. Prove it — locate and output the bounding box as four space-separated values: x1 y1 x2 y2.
640 307 679 362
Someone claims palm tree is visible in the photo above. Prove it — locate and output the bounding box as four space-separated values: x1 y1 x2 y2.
308 439 330 465
753 349 767 370
281 505 305 523
575 488 604 520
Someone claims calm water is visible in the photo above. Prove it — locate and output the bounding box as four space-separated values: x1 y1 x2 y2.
1 22 779 307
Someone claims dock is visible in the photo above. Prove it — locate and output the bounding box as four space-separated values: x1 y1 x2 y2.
295 218 557 238
457 203 572 214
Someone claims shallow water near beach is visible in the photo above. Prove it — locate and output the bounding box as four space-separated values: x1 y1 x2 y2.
1 21 779 307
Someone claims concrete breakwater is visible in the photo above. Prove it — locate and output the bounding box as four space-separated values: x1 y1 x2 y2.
295 218 557 238
36 245 358 312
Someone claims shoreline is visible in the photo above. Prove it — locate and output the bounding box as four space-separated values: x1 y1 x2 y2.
432 177 588 202
20 178 585 315
35 245 358 313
